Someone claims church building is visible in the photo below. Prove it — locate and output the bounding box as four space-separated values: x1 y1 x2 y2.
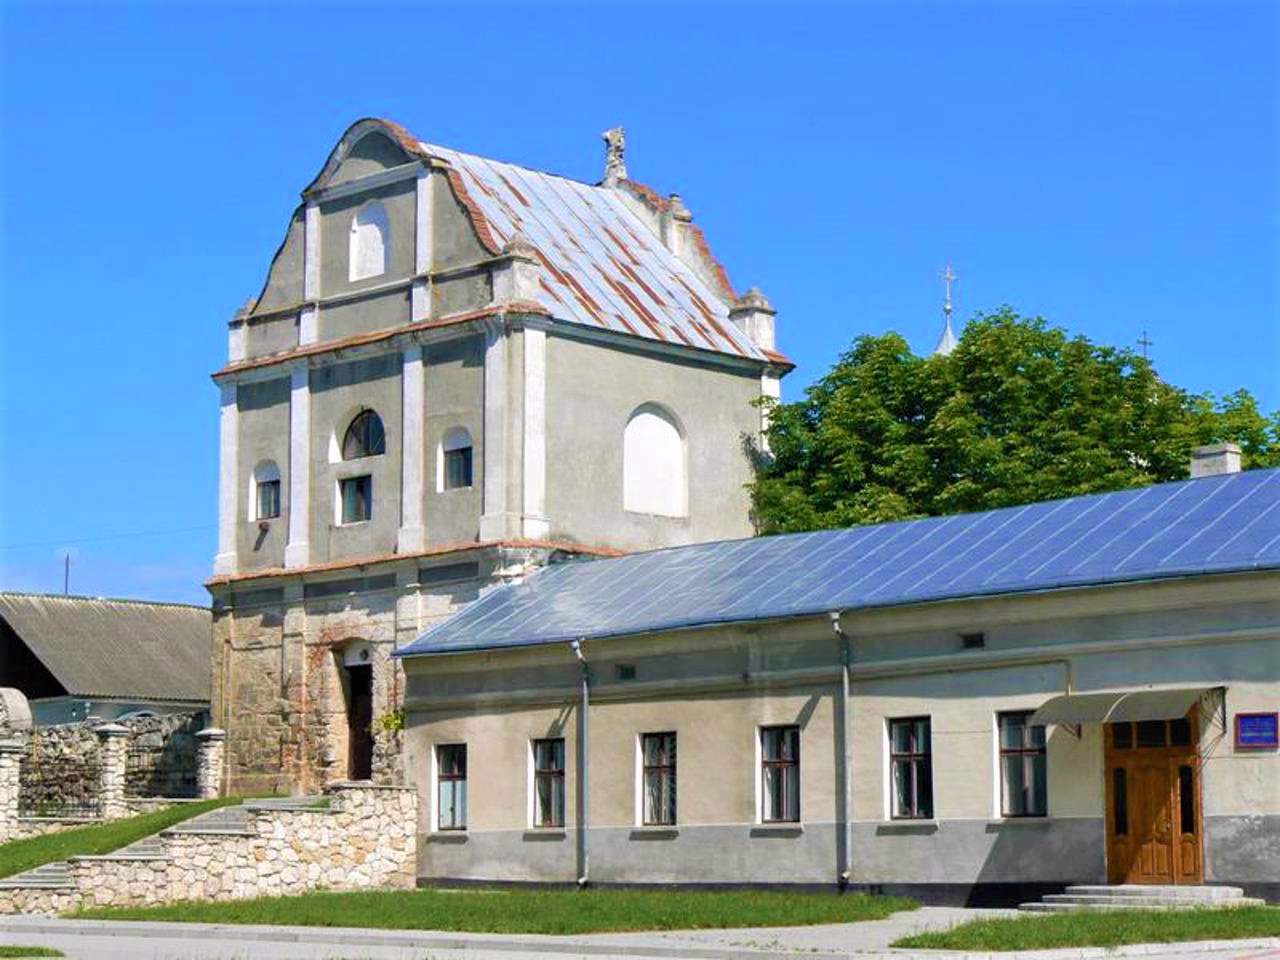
208 119 791 794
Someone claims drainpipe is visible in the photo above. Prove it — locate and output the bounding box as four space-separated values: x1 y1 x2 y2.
830 611 852 890
571 638 590 887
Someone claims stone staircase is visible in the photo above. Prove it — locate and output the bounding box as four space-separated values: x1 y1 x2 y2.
1021 884 1266 912
0 796 321 904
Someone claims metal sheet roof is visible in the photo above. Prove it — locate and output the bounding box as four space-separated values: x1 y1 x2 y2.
399 468 1280 657
421 142 766 362
0 593 210 702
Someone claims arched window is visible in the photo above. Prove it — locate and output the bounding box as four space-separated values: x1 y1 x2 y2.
438 427 474 491
342 410 385 460
623 404 686 517
349 201 390 282
252 461 282 521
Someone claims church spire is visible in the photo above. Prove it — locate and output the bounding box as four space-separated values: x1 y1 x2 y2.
933 262 959 356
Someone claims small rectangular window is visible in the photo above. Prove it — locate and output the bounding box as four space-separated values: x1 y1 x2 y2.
1112 723 1133 749
436 744 467 831
961 632 985 650
257 480 281 520
1170 717 1192 746
760 726 800 823
340 475 372 524
999 712 1047 817
532 738 565 828
641 732 677 826
444 447 473 490
1136 719 1166 748
1178 764 1195 835
889 717 933 819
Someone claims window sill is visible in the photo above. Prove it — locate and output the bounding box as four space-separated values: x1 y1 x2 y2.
629 826 678 840
875 820 939 835
986 817 1052 830
333 521 371 529
522 828 567 841
427 831 468 843
750 824 803 838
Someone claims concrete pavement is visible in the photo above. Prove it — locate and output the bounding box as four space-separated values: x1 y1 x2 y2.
0 909 1277 959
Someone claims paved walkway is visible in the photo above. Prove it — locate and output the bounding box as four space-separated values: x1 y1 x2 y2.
1 911 1278 960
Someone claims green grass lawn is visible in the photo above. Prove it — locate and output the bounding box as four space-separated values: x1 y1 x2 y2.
74 887 917 934
0 797 244 879
893 906 1280 951
0 948 63 957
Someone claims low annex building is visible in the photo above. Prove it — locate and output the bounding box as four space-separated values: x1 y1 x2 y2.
398 464 1280 904
0 593 210 726
209 119 791 794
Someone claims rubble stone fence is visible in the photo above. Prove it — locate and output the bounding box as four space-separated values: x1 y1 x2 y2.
0 783 418 914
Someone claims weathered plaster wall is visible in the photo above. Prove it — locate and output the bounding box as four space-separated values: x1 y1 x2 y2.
308 354 403 562
236 377 291 570
250 211 305 318
319 180 416 297
244 313 299 361
329 131 412 185
544 334 759 551
423 336 484 546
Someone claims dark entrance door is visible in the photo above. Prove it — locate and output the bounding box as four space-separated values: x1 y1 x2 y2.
346 664 374 781
1104 710 1203 885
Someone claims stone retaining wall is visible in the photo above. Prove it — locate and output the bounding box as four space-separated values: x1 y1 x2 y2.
0 783 417 915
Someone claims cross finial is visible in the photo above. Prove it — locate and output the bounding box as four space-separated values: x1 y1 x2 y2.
1137 329 1153 360
941 262 957 316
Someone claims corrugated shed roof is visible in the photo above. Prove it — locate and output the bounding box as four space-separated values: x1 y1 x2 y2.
421 142 768 362
0 594 210 702
399 468 1280 656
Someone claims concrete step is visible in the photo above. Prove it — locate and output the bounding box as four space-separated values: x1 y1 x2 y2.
1021 898 1266 912
1042 893 1264 908
1063 884 1246 899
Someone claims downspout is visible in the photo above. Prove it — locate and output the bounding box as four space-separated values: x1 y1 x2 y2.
830 611 852 890
571 638 590 887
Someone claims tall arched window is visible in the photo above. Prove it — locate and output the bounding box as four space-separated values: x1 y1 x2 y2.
349 201 390 282
623 404 686 517
342 410 385 460
438 427 474 491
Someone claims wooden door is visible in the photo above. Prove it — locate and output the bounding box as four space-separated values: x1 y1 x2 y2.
1104 712 1203 885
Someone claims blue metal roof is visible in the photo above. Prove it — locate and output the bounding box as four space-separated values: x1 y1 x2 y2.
397 469 1280 658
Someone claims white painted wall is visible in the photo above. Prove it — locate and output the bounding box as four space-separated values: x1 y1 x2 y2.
349 201 391 282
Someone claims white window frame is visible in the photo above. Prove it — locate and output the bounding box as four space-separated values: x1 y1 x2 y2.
528 737 566 829
249 460 282 522
758 724 801 824
335 474 373 526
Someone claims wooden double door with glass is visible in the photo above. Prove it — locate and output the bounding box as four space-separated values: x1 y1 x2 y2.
1104 711 1203 885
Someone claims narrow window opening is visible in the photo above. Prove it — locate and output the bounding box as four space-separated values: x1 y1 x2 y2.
437 744 467 831
1113 767 1128 836
641 732 677 826
532 738 565 828
1136 720 1166 748
257 480 281 520
960 632 985 650
439 427 474 491
889 717 933 819
1178 765 1195 835
999 711 1047 817
1112 723 1133 750
760 725 800 823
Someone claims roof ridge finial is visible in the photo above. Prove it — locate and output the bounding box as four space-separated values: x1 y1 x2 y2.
934 262 959 356
602 127 627 185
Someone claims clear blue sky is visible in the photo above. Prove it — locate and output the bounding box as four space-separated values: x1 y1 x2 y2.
1 1 1276 606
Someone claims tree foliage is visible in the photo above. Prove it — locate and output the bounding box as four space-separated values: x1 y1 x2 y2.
750 309 1279 534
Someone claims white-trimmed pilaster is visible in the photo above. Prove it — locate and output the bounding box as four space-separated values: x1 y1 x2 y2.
479 319 516 540
399 346 427 552
284 361 312 568
228 324 247 364
521 327 549 538
213 382 239 575
301 202 321 345
760 372 782 453
411 168 433 323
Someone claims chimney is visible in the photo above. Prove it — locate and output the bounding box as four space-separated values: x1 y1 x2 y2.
729 287 777 353
1190 443 1242 478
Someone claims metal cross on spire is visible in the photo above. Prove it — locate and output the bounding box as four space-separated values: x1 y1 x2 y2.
942 262 957 317
1138 330 1153 360
934 262 959 356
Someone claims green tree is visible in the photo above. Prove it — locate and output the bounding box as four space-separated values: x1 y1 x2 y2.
750 309 1279 534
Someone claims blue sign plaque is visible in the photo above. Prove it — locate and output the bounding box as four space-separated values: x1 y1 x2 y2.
1235 713 1279 749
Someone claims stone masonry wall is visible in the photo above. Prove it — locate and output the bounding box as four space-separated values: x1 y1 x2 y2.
0 783 417 915
212 546 560 795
